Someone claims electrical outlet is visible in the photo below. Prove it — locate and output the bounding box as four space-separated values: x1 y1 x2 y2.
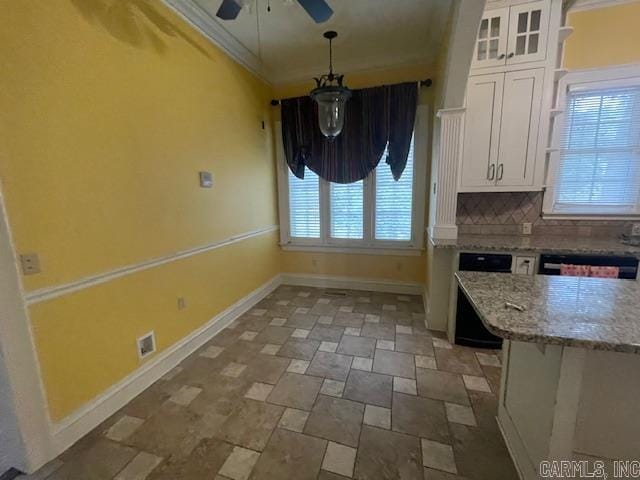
522 223 532 235
20 253 41 275
177 297 187 310
632 223 640 236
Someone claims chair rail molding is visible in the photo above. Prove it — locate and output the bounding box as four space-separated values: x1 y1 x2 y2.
429 108 465 240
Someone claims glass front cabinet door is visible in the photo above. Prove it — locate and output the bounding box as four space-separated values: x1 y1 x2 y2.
472 7 509 69
472 0 549 69
506 0 549 65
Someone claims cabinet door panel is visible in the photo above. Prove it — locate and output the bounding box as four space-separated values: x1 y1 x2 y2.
506 0 549 65
461 74 504 189
496 69 544 187
471 8 509 69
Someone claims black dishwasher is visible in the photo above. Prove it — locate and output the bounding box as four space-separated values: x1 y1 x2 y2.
455 253 511 349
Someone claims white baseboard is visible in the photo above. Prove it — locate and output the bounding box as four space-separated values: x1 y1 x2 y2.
50 275 282 455
280 273 423 295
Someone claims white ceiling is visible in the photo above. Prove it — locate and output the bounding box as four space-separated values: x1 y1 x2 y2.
179 0 453 85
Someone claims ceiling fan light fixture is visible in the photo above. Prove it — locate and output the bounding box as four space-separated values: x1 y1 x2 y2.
310 31 351 139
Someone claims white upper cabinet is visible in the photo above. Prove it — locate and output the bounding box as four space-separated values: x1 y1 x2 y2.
460 69 544 191
496 69 544 186
472 0 550 70
460 74 504 189
457 0 563 193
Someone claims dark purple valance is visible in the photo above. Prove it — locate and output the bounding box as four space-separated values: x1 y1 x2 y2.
281 82 418 184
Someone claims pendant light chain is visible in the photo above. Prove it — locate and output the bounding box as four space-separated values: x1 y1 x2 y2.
309 31 351 138
328 35 333 77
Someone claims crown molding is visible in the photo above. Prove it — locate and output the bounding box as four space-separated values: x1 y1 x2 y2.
162 0 269 83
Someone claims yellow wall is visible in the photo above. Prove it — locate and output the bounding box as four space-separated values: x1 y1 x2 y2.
30 232 280 421
564 1 640 70
281 251 426 284
0 1 279 421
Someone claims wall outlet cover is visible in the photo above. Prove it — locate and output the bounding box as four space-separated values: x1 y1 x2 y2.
522 223 532 235
20 253 41 275
632 223 640 237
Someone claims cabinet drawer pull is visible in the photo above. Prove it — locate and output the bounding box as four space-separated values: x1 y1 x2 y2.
497 163 504 180
487 164 496 180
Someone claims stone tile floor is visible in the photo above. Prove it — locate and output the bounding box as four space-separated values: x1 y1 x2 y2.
25 286 518 480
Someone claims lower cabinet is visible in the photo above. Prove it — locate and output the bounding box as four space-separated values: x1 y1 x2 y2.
460 68 544 191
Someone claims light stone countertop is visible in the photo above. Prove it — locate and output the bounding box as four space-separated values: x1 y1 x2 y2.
455 271 640 354
431 234 640 257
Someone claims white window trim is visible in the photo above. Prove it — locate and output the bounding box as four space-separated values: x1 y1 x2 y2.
543 63 640 219
276 104 429 254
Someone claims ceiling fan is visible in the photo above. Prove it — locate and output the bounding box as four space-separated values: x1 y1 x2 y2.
216 0 333 23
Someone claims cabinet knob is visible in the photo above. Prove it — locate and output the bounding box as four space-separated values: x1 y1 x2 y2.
507 52 515 58
498 53 506 60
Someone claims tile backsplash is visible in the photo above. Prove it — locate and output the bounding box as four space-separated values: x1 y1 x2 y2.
456 192 632 237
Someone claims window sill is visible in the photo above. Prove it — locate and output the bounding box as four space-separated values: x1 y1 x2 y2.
280 244 424 256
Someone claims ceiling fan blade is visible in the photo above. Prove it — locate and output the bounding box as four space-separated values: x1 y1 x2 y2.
216 0 242 20
297 0 333 23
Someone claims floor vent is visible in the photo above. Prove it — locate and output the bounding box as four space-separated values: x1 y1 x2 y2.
323 290 348 297
137 331 156 360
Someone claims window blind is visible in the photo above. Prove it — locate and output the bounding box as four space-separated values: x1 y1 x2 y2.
553 85 640 214
330 181 364 239
375 139 415 240
288 167 320 238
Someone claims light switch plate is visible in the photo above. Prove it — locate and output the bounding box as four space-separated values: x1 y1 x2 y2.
522 222 532 235
632 223 640 236
199 171 213 188
20 253 40 275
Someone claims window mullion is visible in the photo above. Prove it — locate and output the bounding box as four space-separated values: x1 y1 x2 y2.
365 172 375 246
320 178 330 245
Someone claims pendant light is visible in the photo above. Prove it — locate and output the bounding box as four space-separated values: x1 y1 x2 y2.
310 31 351 139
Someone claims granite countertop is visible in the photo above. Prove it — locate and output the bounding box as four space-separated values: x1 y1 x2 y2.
432 234 640 257
456 271 640 354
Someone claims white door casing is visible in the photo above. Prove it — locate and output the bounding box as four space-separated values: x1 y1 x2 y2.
0 187 53 473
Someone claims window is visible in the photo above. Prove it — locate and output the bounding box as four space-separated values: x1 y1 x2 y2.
545 67 640 217
279 129 425 253
288 167 320 238
330 181 364 239
375 141 414 240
